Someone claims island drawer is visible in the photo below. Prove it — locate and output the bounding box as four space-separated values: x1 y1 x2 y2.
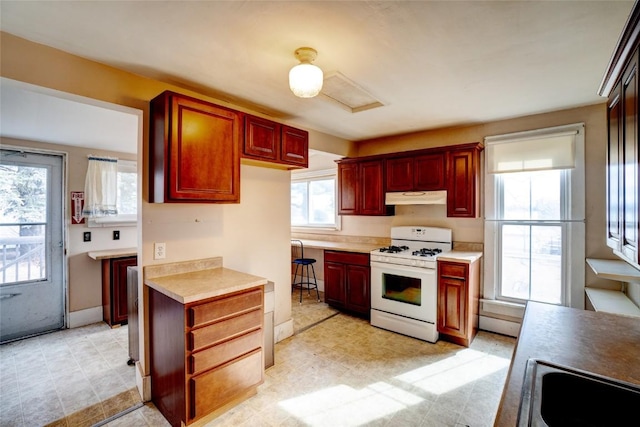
189 308 262 351
189 329 262 375
188 288 263 328
190 349 263 419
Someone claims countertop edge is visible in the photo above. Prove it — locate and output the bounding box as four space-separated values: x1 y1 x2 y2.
87 247 137 260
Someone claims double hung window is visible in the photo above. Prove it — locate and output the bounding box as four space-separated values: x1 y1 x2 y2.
484 124 585 308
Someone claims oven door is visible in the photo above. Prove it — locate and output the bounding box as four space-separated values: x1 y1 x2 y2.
370 261 437 323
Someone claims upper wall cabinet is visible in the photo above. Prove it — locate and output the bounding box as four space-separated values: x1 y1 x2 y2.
243 114 308 169
386 151 447 192
337 158 394 216
149 91 241 203
601 3 640 267
447 143 483 218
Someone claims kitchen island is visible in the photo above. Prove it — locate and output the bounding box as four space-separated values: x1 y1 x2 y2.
495 301 640 426
144 257 268 427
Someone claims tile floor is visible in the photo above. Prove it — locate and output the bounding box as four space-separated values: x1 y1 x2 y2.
0 322 140 427
0 291 516 427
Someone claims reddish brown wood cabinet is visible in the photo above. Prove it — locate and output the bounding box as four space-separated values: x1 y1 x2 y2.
337 158 394 216
446 144 483 218
149 286 264 426
149 91 241 203
386 152 447 192
101 256 137 327
437 259 480 347
243 114 308 168
601 5 640 268
324 251 371 316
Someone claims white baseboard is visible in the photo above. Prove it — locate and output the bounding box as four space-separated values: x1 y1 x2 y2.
67 306 102 328
275 318 294 343
135 362 151 402
479 315 521 338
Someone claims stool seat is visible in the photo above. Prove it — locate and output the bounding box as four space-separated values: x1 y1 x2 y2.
291 240 320 304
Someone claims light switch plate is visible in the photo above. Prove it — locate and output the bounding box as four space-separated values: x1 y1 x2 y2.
113 230 120 240
83 232 91 242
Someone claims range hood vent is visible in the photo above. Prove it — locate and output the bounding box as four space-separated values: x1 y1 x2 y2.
385 190 447 206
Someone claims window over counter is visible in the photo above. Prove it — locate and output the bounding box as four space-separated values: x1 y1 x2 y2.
291 168 339 230
483 123 585 311
89 159 137 227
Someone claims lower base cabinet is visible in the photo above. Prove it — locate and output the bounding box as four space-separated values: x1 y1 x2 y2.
437 259 480 347
102 256 137 327
324 251 371 316
149 286 264 427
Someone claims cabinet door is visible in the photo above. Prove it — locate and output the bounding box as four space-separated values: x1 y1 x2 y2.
621 53 639 264
324 261 346 308
281 125 309 167
345 264 370 315
150 91 241 203
359 160 386 215
338 162 359 215
607 81 623 251
386 157 413 192
244 115 279 161
111 257 137 325
414 152 446 190
438 275 466 337
447 148 478 217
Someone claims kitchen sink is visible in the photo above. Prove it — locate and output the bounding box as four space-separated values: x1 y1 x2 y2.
517 358 640 426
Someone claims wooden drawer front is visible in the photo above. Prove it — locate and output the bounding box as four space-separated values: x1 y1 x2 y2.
189 309 262 351
439 263 467 279
189 329 262 375
324 250 370 266
190 349 263 420
189 288 262 328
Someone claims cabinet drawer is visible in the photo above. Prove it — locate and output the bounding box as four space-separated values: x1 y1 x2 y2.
325 250 370 266
188 288 262 328
189 329 262 375
189 308 262 351
190 349 263 420
439 263 467 279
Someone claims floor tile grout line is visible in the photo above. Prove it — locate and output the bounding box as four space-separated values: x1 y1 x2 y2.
294 311 341 335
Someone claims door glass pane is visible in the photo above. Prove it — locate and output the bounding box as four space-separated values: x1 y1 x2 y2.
0 165 48 285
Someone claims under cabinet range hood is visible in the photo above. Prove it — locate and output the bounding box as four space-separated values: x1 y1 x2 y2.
385 190 447 205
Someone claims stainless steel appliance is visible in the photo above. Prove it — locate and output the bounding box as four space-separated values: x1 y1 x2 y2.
370 226 452 343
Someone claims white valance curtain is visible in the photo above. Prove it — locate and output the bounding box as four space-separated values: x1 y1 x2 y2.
83 156 118 218
486 130 577 174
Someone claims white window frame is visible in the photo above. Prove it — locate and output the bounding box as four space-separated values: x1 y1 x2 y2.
483 123 585 318
88 159 137 227
291 168 341 231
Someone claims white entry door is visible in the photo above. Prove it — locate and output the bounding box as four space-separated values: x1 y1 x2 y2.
0 149 64 343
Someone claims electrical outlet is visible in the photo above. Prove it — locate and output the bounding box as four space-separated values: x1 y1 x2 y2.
113 230 120 240
83 232 91 242
154 242 166 260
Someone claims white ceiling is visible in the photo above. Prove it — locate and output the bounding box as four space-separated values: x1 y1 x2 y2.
0 1 635 151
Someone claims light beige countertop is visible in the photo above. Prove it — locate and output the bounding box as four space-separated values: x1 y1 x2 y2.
144 257 267 304
495 301 640 426
88 247 137 260
295 239 383 254
436 250 483 263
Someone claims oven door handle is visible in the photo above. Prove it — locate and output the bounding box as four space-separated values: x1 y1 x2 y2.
370 261 436 275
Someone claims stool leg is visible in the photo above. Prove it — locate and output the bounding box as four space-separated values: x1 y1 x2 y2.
310 263 320 302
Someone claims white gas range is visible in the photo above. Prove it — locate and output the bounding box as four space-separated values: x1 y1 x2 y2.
370 226 452 343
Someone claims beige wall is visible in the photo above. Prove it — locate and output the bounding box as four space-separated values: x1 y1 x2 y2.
0 136 137 312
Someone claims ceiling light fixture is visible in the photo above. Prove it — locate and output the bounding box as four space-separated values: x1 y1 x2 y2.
289 47 323 98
